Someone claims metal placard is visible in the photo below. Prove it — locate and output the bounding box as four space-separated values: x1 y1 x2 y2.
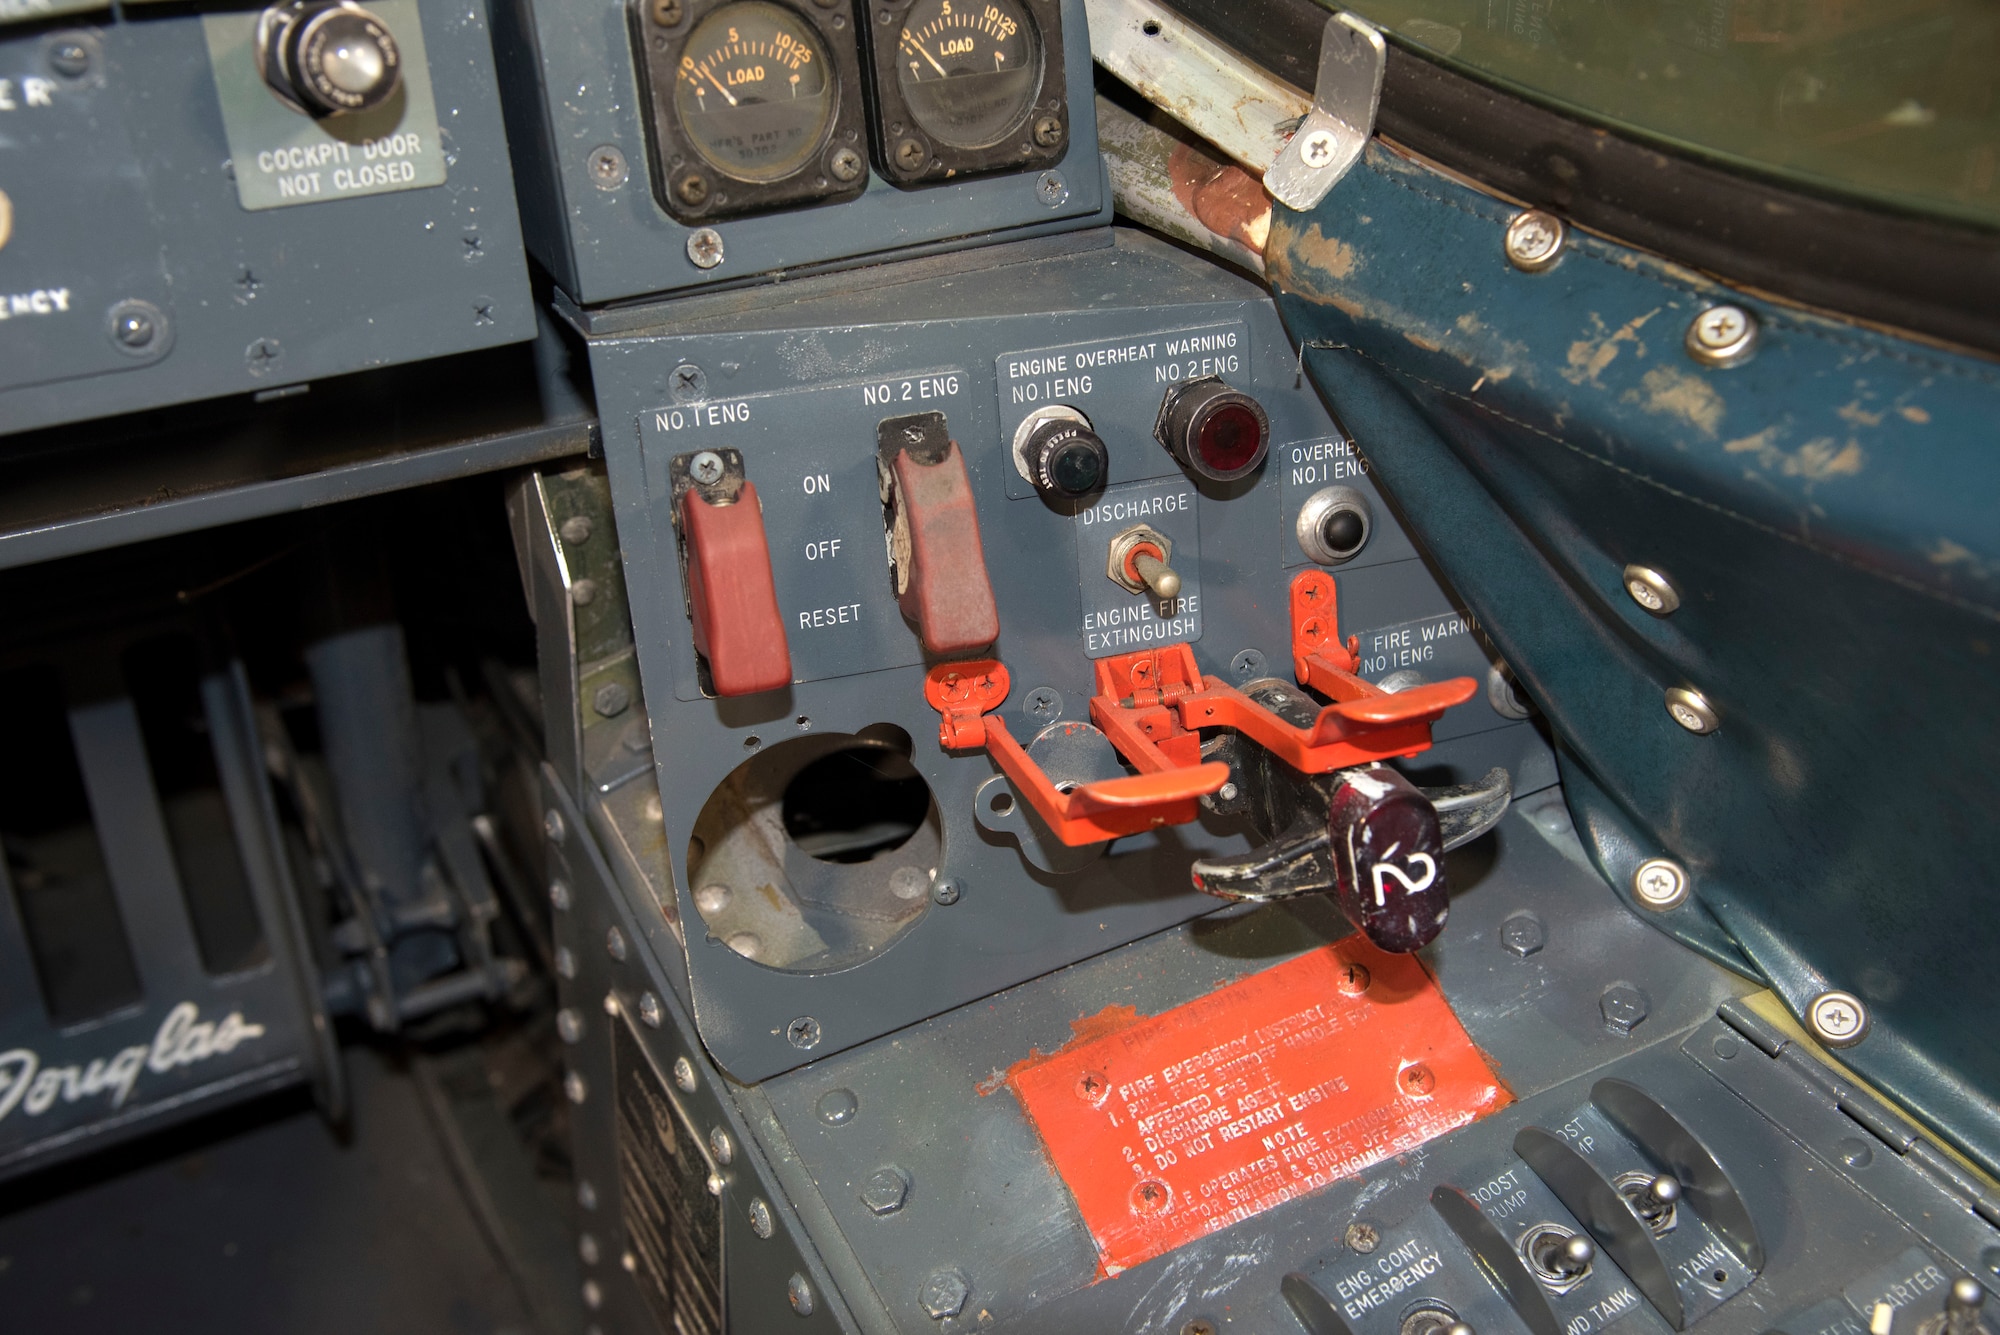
202 0 446 212
613 1012 724 1335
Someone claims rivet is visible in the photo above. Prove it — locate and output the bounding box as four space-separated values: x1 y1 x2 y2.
1686 304 1758 368
641 992 665 1029
1807 990 1869 1047
788 1273 816 1316
672 1054 697 1090
1631 857 1690 910
709 1126 735 1165
565 1070 588 1104
556 1008 584 1043
1623 564 1682 615
1504 209 1565 271
1665 687 1720 735
605 925 628 961
748 1196 776 1238
549 879 573 911
544 809 567 843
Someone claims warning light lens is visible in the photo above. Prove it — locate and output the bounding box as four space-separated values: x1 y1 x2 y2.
1154 377 1270 482
1196 402 1265 475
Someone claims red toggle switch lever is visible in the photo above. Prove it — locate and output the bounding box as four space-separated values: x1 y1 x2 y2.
879 412 1000 657
674 450 792 697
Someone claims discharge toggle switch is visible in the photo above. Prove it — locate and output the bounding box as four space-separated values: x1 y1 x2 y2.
673 449 792 697
877 412 1000 656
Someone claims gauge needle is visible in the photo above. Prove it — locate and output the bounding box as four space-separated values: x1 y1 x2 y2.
905 35 951 79
700 66 739 107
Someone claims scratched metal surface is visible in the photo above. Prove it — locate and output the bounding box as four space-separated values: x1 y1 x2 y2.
1267 140 2000 1181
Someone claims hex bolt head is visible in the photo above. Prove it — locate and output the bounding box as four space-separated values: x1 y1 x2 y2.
787 1016 823 1050
788 1272 816 1316
587 144 628 190
1500 911 1546 957
829 146 864 182
861 1166 910 1215
1808 990 1870 1047
1665 686 1720 735
1032 114 1063 147
1632 857 1690 910
1601 984 1649 1035
1036 170 1070 207
919 1267 970 1319
1505 209 1566 270
686 226 725 269
1686 304 1759 368
1623 564 1681 615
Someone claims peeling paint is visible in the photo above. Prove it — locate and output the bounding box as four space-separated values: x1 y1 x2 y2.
1900 405 1932 424
1726 427 1865 480
1631 365 1725 435
1563 308 1660 386
1837 400 1885 428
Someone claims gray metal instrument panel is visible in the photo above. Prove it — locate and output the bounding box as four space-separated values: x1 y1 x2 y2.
585 232 1555 1085
488 0 1105 306
0 2 532 435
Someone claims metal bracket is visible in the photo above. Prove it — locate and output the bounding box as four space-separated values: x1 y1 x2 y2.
1264 12 1386 212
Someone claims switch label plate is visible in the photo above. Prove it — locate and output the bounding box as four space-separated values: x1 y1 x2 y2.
203 1 445 212
1073 475 1201 658
996 319 1250 501
637 368 973 697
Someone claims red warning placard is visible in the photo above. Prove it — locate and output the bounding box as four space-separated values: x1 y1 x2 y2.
1007 935 1509 1276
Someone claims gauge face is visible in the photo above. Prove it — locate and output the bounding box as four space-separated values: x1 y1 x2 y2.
895 0 1042 150
673 2 836 183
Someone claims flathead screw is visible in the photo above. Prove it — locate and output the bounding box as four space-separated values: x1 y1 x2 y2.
686 225 724 269
48 38 90 79
1632 857 1690 910
587 144 628 190
1808 990 1869 1047
1686 304 1758 367
1505 209 1565 271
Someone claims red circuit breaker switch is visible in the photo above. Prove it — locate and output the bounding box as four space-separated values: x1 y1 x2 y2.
878 412 1000 657
673 449 792 697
